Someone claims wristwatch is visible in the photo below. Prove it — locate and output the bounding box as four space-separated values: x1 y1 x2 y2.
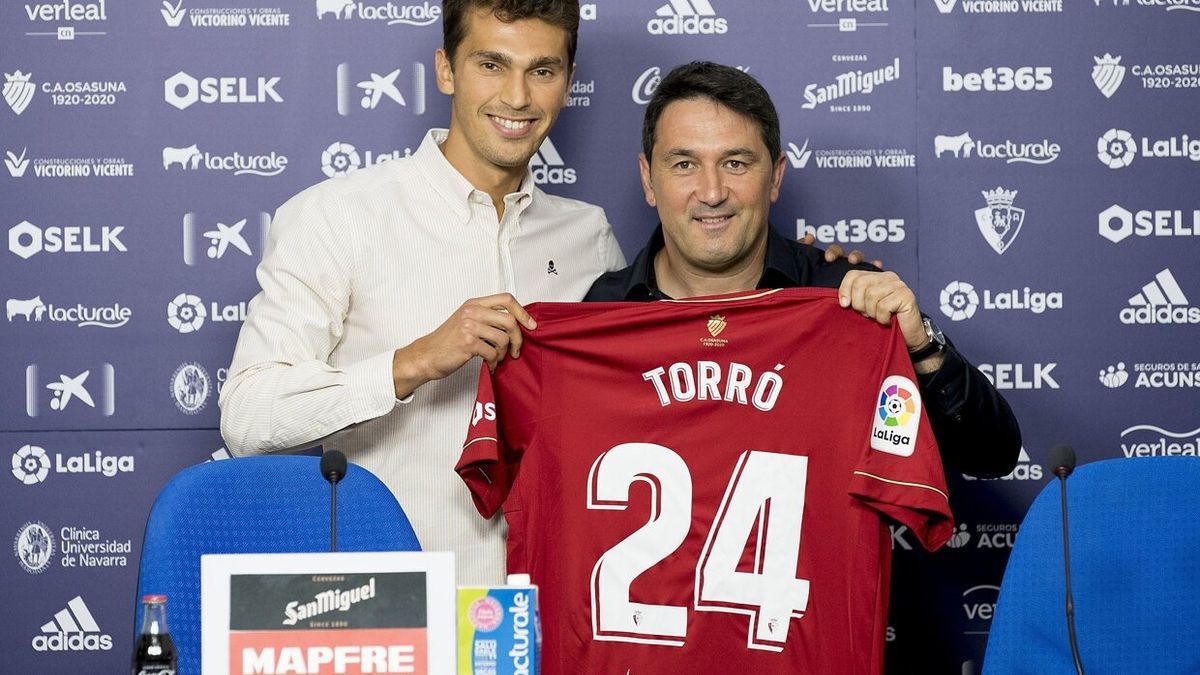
908 317 945 363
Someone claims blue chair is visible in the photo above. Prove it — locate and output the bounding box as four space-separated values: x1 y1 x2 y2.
133 456 421 674
983 456 1200 674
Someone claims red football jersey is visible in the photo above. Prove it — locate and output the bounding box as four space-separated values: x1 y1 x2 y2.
457 288 953 675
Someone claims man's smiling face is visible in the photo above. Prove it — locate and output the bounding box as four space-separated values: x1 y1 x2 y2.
435 7 572 186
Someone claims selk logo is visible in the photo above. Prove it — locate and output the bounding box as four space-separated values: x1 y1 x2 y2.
942 66 1053 92
164 71 282 109
934 132 1059 165
336 62 426 116
8 220 126 259
14 521 55 574
32 596 113 652
804 0 890 33
3 71 36 114
6 296 132 328
10 444 134 484
182 212 269 265
1099 130 1200 168
167 293 248 332
1120 268 1200 325
802 57 901 111
1099 204 1200 243
23 0 107 40
315 0 442 26
162 144 288 177
171 362 211 415
25 364 116 417
939 280 1062 321
964 447 1043 481
6 148 30 176
320 141 410 178
974 187 1025 254
796 218 905 244
1092 53 1126 98
647 0 728 35
1119 424 1199 459
161 1 291 28
530 137 576 185
1099 363 1129 388
978 363 1059 390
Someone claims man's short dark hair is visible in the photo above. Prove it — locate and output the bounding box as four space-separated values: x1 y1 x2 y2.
642 62 781 165
443 0 579 68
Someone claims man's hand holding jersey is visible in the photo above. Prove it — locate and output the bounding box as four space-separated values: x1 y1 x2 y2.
391 293 536 399
836 270 945 374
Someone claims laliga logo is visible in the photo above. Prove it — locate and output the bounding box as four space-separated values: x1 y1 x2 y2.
1097 128 1136 168
322 142 361 178
167 293 206 333
12 445 51 484
939 281 978 321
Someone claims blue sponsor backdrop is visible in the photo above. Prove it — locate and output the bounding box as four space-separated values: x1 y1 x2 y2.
2 0 1198 672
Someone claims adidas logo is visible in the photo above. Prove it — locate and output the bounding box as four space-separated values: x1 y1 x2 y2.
32 596 113 652
1120 268 1200 325
647 0 728 35
964 447 1043 481
529 137 576 185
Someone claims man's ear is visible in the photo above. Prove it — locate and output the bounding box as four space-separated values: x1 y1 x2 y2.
639 153 657 208
769 152 787 203
435 48 455 96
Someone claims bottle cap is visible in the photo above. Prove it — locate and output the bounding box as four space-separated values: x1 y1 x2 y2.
142 595 168 603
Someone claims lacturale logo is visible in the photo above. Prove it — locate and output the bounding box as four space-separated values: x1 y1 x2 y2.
1121 268 1200 325
32 596 113 652
648 0 728 34
529 137 575 185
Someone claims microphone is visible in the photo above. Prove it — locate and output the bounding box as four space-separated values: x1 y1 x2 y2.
320 451 348 552
1048 444 1084 675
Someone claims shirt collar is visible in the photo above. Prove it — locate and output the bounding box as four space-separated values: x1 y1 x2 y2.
618 224 800 300
414 128 536 223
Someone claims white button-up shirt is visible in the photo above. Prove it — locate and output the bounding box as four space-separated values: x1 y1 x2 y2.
219 129 626 583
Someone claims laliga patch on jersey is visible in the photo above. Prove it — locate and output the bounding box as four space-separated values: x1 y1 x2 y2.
870 375 921 457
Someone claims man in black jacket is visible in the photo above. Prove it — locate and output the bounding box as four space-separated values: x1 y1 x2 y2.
585 62 1020 478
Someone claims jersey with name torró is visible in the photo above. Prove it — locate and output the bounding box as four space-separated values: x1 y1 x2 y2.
457 288 953 675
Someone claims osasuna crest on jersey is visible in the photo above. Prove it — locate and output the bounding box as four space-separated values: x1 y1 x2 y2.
458 288 952 675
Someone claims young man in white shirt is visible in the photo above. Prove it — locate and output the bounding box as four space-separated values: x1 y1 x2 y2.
219 0 624 584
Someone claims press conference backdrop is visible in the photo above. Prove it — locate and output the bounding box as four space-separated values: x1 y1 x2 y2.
2 1 1197 672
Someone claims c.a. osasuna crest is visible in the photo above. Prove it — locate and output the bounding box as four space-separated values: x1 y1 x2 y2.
974 187 1024 255
1092 53 1126 99
707 314 727 338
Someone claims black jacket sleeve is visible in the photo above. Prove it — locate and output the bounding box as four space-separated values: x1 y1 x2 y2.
915 334 1022 479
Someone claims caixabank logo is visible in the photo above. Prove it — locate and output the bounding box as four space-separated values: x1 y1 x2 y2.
22 0 108 40
647 0 728 35
803 0 891 33
1120 268 1200 325
336 62 426 117
182 212 269 266
31 596 113 652
25 363 115 417
314 0 441 25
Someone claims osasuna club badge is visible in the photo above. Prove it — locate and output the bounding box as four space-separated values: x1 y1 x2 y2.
975 187 1024 255
871 375 921 457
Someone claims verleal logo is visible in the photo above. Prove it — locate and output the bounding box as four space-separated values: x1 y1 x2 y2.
1092 53 1126 98
12 445 51 484
1097 128 1137 168
648 0 728 35
1119 424 1200 459
529 137 575 185
171 362 210 415
322 142 361 178
870 375 920 457
26 364 116 417
167 293 207 333
32 596 113 652
164 71 282 110
1121 268 1200 325
974 187 1025 254
3 71 36 115
1099 363 1129 388
14 521 55 574
939 281 978 321
161 0 186 26
786 140 812 169
6 147 30 176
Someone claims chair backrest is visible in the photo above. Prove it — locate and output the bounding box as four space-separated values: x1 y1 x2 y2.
133 456 421 674
983 456 1200 674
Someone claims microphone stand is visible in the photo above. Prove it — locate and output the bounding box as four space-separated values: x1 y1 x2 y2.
1057 469 1084 675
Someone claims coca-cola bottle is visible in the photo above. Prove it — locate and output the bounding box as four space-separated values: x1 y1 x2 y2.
132 595 177 675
